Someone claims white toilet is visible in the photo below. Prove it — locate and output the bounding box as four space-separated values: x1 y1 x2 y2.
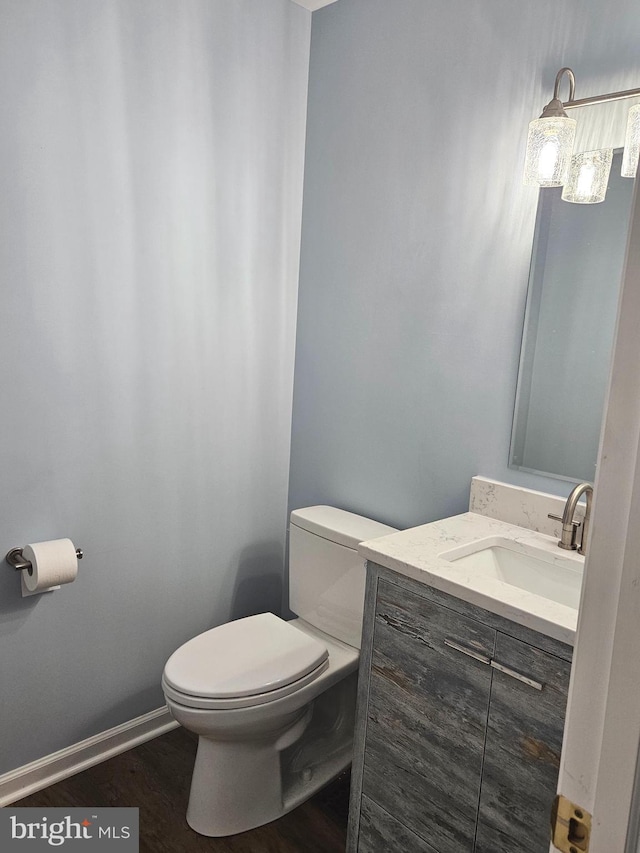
161 505 397 837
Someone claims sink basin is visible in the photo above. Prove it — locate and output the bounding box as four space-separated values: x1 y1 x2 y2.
440 536 583 609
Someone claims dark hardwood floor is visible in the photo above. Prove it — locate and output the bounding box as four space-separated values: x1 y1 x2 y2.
15 728 350 852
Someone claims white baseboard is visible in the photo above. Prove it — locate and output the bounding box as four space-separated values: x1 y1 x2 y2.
0 706 179 807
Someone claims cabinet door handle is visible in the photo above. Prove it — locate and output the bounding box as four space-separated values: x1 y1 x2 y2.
490 659 544 691
444 638 491 665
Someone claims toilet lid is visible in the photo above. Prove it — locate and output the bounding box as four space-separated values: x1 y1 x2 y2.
163 613 329 700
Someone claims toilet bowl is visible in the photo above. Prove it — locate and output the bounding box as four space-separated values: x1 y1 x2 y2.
162 506 397 837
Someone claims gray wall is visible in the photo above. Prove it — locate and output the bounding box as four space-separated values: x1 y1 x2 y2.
0 0 310 774
289 0 640 530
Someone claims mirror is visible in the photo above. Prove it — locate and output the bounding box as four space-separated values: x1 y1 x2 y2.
510 150 635 482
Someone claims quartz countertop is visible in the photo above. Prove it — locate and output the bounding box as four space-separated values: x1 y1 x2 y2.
358 511 583 646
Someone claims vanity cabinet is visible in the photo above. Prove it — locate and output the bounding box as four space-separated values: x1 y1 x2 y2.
347 564 572 853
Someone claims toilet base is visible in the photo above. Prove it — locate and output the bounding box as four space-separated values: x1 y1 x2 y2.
187 735 286 837
182 673 358 837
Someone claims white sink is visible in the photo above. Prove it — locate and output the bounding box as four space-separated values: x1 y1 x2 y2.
440 536 584 610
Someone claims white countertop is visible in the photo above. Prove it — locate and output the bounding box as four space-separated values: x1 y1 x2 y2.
359 511 583 646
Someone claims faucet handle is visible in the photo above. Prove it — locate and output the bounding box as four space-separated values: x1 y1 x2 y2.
547 513 581 526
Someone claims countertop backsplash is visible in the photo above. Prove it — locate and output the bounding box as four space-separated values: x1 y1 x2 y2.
469 476 586 539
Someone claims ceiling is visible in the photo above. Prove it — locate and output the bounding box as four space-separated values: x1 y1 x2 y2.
290 0 340 10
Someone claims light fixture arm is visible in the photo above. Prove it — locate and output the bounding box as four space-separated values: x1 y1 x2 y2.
552 66 640 110
542 67 640 113
554 67 576 103
564 84 640 111
539 68 576 119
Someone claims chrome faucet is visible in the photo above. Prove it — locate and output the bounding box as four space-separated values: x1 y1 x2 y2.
548 482 594 555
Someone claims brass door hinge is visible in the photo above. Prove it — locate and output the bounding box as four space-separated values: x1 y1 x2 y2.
551 794 592 852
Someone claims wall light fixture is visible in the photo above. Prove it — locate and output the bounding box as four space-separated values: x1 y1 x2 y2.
561 149 613 204
523 68 577 187
524 68 640 203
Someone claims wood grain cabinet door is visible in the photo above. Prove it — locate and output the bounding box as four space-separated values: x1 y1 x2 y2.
358 795 439 853
474 632 571 853
362 579 495 853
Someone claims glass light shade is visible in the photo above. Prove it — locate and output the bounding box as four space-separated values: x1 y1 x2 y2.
523 116 577 187
561 149 613 204
622 104 640 178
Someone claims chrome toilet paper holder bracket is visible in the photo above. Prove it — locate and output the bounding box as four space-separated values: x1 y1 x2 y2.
5 546 84 575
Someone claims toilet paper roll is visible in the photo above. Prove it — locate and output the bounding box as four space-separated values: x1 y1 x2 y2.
21 538 78 596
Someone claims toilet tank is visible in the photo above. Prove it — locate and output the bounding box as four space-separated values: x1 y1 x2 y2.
289 506 398 649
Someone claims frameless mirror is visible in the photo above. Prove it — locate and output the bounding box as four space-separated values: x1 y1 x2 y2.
510 150 635 482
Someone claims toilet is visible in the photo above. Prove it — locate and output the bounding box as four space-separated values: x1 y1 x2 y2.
161 505 397 837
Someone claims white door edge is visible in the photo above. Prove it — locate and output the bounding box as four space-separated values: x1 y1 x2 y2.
553 167 640 852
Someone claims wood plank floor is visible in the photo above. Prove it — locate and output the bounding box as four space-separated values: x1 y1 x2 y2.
15 728 349 852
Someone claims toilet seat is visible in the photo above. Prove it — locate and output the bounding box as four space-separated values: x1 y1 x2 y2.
162 658 330 710
162 612 329 710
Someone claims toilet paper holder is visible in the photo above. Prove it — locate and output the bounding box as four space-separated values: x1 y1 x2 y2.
6 546 84 575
